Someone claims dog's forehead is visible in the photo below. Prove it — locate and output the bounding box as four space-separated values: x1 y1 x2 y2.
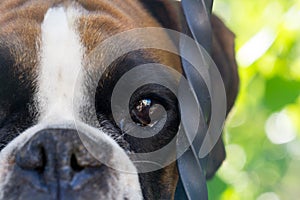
0 0 148 69
0 0 157 68
0 0 179 77
0 0 181 124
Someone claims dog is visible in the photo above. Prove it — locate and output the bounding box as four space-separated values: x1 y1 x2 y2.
0 0 239 199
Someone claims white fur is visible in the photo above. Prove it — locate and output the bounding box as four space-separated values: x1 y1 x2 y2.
35 6 142 199
37 7 84 123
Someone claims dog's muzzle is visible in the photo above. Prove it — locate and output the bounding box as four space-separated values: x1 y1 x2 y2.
0 123 142 200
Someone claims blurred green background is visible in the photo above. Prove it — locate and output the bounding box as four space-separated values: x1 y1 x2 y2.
207 0 300 199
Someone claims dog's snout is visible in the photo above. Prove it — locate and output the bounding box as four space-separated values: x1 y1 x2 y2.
0 126 142 199
15 129 103 190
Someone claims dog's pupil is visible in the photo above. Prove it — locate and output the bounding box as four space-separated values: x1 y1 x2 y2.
131 99 152 126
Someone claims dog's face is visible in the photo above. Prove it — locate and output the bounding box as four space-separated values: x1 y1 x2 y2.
0 0 239 199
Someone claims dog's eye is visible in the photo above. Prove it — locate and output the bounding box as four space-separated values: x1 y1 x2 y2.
130 99 164 127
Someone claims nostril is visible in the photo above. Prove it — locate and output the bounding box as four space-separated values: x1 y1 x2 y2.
70 154 84 172
16 145 47 173
36 147 46 173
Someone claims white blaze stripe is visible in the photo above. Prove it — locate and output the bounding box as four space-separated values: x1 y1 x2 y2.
34 7 143 199
37 7 84 123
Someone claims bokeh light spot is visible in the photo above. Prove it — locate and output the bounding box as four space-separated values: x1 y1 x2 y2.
265 111 296 144
257 192 280 200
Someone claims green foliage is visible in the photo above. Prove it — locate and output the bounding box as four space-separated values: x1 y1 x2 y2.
208 0 300 199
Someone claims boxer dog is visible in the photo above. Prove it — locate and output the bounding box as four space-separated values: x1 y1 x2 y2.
0 0 239 199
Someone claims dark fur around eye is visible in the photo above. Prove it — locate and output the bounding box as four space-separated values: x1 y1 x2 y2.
0 44 37 151
94 51 181 154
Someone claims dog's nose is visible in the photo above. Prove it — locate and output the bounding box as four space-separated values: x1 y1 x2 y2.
15 129 103 191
